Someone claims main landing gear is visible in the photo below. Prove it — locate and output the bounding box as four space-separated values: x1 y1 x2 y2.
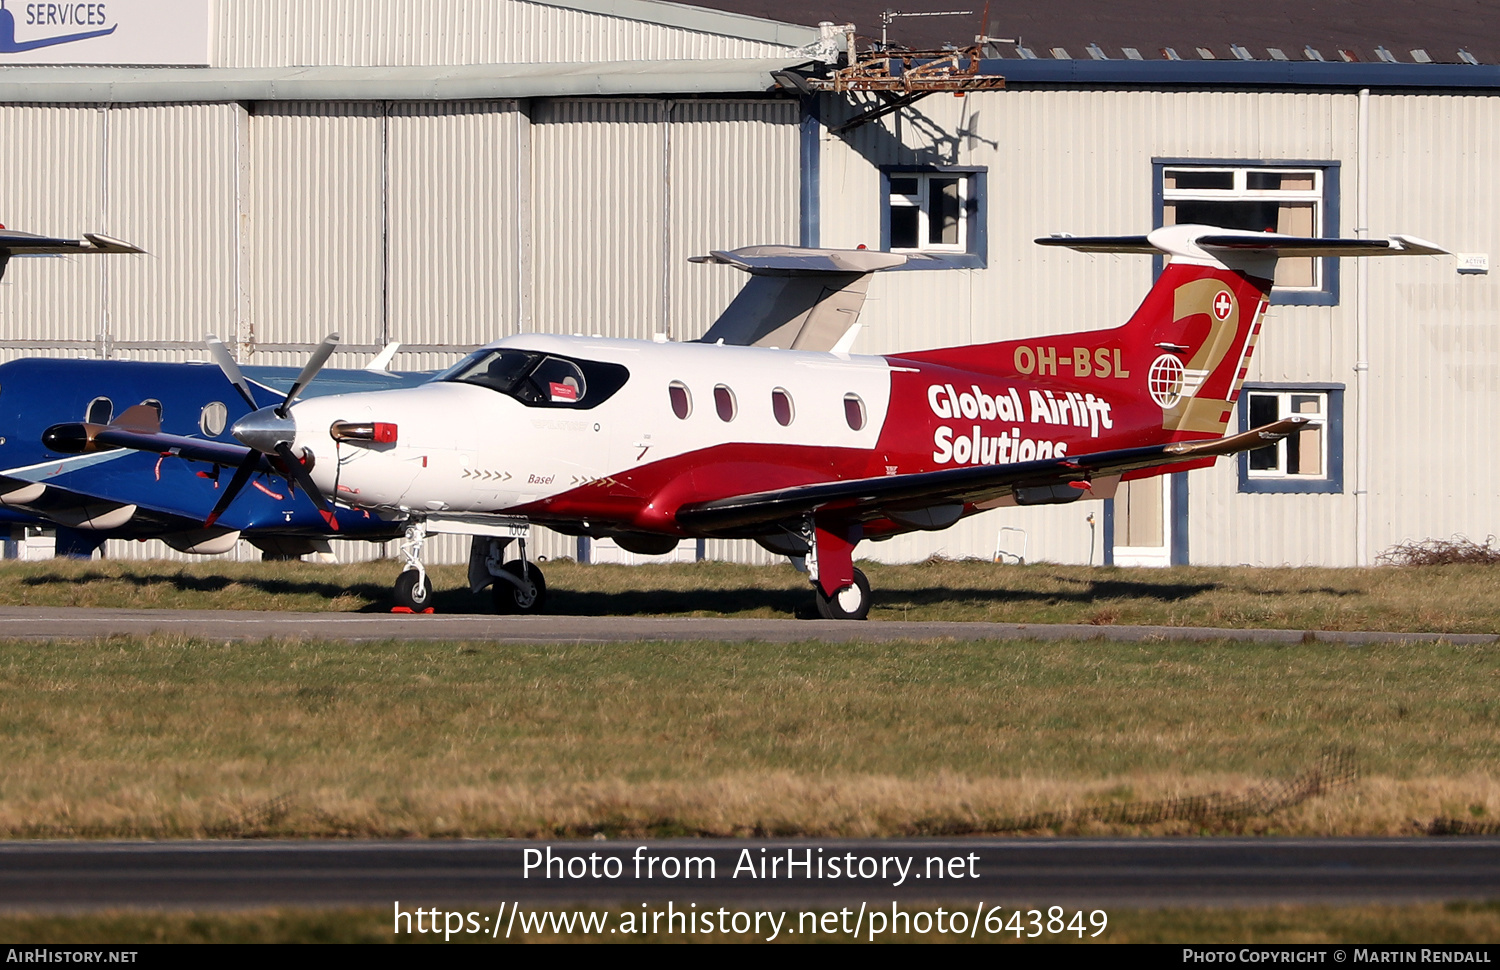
390 520 546 614
804 518 870 621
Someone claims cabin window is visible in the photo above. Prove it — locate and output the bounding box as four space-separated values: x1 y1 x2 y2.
714 385 737 422
1157 160 1340 305
1237 384 1343 494
843 393 866 431
86 397 113 424
199 401 228 437
771 387 794 427
436 348 628 409
669 382 692 419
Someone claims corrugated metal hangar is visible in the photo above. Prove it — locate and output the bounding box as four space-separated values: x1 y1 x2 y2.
0 0 1495 569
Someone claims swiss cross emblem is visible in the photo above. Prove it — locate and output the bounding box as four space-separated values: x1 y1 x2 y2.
1212 290 1234 321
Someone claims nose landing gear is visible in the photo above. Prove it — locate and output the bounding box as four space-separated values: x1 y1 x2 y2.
390 519 545 614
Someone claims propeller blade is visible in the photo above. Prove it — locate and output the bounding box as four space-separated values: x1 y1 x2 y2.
204 451 261 528
277 332 340 417
274 442 339 531
205 334 259 411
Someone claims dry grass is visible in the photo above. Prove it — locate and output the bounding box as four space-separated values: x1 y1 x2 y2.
4 557 1500 632
2 902 1498 943
0 634 1497 838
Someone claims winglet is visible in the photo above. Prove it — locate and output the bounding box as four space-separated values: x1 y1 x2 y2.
365 342 402 374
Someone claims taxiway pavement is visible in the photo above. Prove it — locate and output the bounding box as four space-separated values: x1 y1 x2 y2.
0 839 1496 911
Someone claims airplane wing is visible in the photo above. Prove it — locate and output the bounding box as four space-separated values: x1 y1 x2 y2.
676 417 1307 536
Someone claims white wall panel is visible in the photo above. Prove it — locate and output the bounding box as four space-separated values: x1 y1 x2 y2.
0 105 103 347
214 0 796 68
247 102 384 351
666 100 799 340
531 99 666 339
387 101 523 348
1365 94 1500 555
105 104 240 348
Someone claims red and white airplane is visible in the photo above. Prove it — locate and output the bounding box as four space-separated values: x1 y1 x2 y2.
57 224 1446 618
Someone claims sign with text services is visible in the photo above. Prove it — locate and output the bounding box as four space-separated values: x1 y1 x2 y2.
0 0 210 66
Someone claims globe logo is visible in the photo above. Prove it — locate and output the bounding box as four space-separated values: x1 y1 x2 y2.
1148 354 1186 409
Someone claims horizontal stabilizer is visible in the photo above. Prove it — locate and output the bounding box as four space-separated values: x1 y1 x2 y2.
0 229 145 283
691 245 924 275
0 230 145 255
1037 225 1447 264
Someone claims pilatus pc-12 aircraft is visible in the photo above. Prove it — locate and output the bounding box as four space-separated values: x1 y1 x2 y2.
37 225 1444 618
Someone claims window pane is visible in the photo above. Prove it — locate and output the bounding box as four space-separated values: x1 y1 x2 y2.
771 388 794 426
669 382 691 419
1291 394 1322 414
1167 170 1234 190
1247 394 1281 471
844 394 866 431
531 356 587 403
1174 200 1284 233
86 397 113 424
1292 426 1323 475
929 177 962 246
1273 201 1318 287
1247 171 1316 191
890 205 920 249
890 176 920 195
714 385 736 422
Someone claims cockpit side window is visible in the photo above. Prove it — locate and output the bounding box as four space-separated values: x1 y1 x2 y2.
437 348 628 410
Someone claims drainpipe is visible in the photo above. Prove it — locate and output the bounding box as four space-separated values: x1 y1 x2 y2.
1354 87 1371 566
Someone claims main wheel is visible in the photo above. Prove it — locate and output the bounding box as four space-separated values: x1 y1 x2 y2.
492 560 547 614
814 567 870 621
393 569 433 612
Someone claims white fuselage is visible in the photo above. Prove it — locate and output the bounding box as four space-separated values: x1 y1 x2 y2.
284 335 894 516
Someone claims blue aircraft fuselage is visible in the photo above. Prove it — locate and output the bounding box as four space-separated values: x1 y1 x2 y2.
0 357 428 543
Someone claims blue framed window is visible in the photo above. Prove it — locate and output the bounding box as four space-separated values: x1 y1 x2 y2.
1153 159 1341 306
880 166 987 269
1237 383 1344 494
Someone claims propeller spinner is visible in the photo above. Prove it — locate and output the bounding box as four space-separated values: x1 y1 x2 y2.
202 333 342 530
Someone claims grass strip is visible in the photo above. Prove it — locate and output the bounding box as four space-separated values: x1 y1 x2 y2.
0 634 1496 837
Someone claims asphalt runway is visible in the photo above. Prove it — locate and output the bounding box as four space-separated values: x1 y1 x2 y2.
0 839 1497 912
1 605 1495 645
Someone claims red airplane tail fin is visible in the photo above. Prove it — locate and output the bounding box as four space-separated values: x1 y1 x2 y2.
895 225 1445 441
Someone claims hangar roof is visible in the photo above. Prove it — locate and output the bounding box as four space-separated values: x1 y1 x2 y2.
685 0 1500 66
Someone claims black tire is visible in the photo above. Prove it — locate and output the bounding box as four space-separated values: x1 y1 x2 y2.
393 569 433 611
814 567 870 621
492 560 547 614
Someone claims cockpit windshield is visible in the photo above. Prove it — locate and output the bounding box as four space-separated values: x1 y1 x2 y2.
433 348 628 409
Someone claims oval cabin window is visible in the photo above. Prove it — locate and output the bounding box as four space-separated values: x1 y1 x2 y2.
771 387 794 426
86 397 113 425
199 401 228 437
714 385 737 422
844 393 866 431
669 382 692 419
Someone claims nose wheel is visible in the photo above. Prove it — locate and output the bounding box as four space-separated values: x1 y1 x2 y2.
393 568 434 612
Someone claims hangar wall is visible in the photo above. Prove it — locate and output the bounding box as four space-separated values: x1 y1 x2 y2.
2 52 1494 570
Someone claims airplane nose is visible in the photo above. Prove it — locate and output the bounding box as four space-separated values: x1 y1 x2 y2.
231 406 297 453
